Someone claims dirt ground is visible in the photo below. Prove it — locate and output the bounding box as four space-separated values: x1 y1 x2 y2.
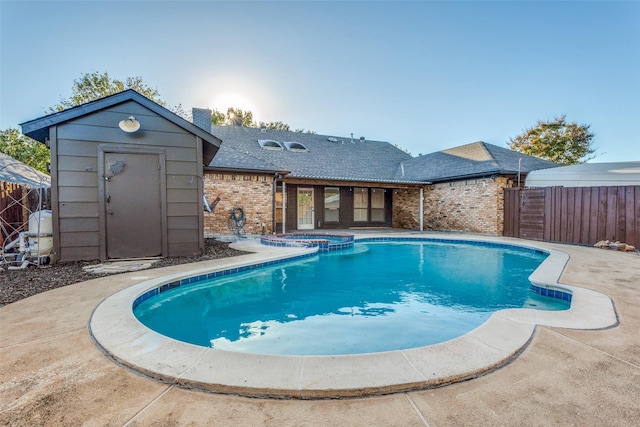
0 238 246 307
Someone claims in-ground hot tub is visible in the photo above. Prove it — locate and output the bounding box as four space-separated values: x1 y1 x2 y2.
261 232 354 252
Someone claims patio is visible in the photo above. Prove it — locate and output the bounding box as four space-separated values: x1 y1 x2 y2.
1 232 639 425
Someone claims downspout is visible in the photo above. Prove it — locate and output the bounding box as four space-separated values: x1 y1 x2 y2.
419 187 424 232
282 181 286 234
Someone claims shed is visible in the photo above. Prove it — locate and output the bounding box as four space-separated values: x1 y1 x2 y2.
20 90 221 262
525 162 640 187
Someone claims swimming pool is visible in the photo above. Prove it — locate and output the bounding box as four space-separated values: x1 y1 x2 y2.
89 234 617 398
133 240 569 355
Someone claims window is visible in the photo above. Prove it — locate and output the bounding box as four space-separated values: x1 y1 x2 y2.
324 187 340 222
283 141 309 152
371 188 385 222
353 188 368 222
257 140 284 150
275 187 286 223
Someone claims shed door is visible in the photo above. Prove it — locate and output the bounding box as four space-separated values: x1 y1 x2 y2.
104 153 162 259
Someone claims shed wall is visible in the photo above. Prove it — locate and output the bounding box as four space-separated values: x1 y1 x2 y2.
51 101 203 261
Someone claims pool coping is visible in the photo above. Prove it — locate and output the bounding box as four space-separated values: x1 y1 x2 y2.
88 234 618 399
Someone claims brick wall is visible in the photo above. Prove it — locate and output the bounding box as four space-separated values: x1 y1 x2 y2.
392 188 421 229
422 177 510 234
204 172 274 236
204 173 511 235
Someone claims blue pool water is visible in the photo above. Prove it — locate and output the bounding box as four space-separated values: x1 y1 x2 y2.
134 241 569 355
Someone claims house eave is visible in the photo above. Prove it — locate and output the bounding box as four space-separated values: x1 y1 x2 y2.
286 174 429 186
427 170 515 183
205 166 290 175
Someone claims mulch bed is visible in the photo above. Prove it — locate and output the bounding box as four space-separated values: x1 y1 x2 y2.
0 239 247 306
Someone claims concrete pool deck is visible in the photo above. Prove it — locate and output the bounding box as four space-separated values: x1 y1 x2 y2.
2 232 640 425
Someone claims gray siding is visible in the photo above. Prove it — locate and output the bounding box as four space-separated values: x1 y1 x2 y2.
52 100 203 261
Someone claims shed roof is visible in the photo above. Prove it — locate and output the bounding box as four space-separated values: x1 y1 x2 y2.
396 141 559 182
207 125 426 184
525 161 640 187
20 89 222 165
0 152 51 188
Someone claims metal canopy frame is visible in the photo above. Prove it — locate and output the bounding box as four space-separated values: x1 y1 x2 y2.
0 160 52 269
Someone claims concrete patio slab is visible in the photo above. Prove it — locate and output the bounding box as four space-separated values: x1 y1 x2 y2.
1 232 639 425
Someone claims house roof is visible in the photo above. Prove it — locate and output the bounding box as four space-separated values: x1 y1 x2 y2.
0 152 51 188
20 89 222 165
396 141 560 182
207 125 424 184
525 161 640 187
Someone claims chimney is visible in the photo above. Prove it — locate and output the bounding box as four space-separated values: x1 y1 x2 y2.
192 108 212 132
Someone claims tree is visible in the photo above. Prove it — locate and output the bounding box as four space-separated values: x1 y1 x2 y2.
211 109 226 125
261 121 290 132
209 107 255 127
0 128 50 173
50 71 165 112
2 71 187 174
509 115 596 165
295 128 317 134
226 107 256 127
210 109 315 133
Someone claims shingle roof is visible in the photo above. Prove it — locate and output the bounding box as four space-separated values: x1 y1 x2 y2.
395 141 559 182
207 125 419 183
20 89 221 165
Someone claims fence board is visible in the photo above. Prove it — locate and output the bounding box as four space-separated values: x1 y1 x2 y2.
572 188 582 243
605 187 617 241
580 188 591 245
588 188 599 244
543 187 552 241
617 187 625 243
596 188 607 241
628 187 638 245
503 185 639 248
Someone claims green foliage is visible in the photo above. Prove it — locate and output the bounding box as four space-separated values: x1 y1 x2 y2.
261 121 290 131
209 107 255 127
509 115 596 165
50 71 165 112
0 128 50 173
211 109 226 125
210 109 314 133
226 107 256 127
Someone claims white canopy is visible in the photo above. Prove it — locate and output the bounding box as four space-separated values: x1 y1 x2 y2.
0 152 50 188
525 161 640 187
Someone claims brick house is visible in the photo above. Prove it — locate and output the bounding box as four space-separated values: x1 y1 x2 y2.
400 141 558 234
193 109 557 236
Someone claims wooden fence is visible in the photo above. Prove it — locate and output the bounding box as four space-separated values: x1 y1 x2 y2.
504 186 639 248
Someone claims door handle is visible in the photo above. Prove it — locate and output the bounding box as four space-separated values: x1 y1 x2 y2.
107 210 113 215
106 193 111 203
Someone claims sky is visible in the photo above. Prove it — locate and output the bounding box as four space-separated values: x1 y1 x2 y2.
1 0 639 162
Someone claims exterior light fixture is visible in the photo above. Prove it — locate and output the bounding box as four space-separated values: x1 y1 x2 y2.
118 116 140 133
